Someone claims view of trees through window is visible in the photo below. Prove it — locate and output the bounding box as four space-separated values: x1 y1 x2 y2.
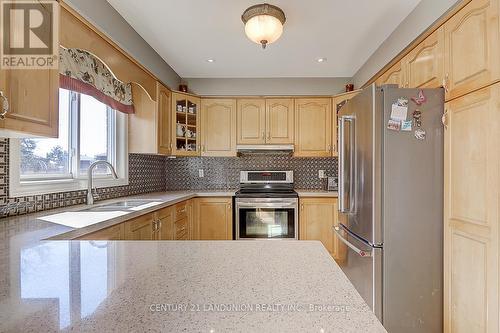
20 89 114 179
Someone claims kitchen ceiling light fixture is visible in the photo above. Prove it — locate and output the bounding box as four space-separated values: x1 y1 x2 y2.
206 58 215 63
241 3 286 49
317 57 327 63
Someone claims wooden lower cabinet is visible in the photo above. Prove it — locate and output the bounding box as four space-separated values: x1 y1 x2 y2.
155 206 174 240
444 83 499 332
124 213 155 240
193 197 233 240
299 197 345 261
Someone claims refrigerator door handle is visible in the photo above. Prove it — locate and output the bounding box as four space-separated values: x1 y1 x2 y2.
338 116 355 213
333 226 372 257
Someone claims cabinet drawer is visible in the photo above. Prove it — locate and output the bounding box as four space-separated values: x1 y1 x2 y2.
174 202 188 221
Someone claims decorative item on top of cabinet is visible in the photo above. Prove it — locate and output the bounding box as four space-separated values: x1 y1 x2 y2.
444 83 499 332
129 82 172 155
376 60 406 87
443 0 500 100
332 90 361 156
0 2 58 138
172 92 200 156
299 197 346 261
200 99 237 156
294 98 332 157
193 197 233 240
404 26 445 89
237 99 266 144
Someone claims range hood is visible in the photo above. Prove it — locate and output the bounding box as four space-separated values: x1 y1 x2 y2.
236 144 294 154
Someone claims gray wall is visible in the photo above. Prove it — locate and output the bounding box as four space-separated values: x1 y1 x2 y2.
183 78 351 96
352 0 461 87
64 0 181 89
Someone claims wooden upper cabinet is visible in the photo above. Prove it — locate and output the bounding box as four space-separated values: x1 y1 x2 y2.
0 2 58 138
294 98 332 157
200 99 237 156
376 61 406 87
157 84 172 155
237 99 266 144
265 99 294 144
193 197 233 240
404 26 445 88
444 0 500 100
172 92 200 156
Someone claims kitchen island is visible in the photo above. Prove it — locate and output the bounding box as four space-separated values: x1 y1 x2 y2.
0 232 385 332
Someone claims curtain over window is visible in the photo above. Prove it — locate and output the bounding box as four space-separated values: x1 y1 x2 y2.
59 47 134 114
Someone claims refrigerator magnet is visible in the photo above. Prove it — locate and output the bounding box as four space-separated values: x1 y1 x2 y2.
390 97 409 122
414 128 426 140
411 90 427 105
401 120 412 131
387 119 401 131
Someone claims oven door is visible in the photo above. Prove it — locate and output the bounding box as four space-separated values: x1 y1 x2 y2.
235 198 298 240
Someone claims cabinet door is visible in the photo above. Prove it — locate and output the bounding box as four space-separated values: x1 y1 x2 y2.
376 61 406 87
294 98 332 157
77 224 124 240
128 84 157 154
265 99 294 144
124 213 155 240
200 99 237 156
237 99 266 144
444 84 499 332
157 206 174 240
157 83 172 155
405 26 445 88
299 198 338 257
0 2 58 138
194 197 232 240
172 92 200 156
444 0 500 100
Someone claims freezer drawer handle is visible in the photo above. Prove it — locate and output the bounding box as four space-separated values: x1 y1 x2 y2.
333 226 372 257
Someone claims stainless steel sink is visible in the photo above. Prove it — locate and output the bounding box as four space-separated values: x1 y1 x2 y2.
81 200 161 212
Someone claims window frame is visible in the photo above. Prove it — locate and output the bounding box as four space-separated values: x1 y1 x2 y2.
9 91 129 197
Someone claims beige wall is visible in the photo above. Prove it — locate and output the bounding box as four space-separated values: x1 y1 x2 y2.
352 0 461 87
183 78 352 96
64 0 181 89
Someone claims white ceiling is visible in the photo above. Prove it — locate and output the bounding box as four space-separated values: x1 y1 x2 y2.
107 0 421 78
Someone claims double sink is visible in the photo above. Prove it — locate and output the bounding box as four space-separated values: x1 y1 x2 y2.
80 200 162 212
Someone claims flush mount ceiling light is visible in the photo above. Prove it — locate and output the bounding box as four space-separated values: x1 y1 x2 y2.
206 59 215 63
241 3 286 49
317 57 327 63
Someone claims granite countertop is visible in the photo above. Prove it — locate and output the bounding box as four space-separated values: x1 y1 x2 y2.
0 236 386 332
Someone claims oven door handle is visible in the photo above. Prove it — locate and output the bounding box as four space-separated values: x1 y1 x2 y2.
236 203 297 209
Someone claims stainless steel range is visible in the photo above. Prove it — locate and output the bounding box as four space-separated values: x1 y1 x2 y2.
235 171 298 240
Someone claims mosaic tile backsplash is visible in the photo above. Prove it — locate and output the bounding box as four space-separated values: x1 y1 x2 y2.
165 155 337 191
0 138 166 217
0 136 337 218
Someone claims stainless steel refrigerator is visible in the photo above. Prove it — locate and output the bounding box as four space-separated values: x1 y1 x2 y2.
335 84 443 333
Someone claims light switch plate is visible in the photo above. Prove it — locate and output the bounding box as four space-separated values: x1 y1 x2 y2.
198 169 204 178
318 170 326 179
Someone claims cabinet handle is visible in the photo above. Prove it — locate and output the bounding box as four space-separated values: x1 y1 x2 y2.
442 109 448 129
0 91 9 119
267 132 271 140
261 132 265 139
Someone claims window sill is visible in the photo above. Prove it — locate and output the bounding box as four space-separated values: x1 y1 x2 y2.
9 177 129 198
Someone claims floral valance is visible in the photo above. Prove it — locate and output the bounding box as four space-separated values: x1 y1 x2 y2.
59 47 134 114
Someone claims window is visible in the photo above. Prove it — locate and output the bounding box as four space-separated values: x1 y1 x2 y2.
10 89 128 197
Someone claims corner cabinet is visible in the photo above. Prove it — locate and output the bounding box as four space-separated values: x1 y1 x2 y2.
376 61 406 87
299 197 346 261
443 0 500 100
200 99 237 156
294 98 332 157
172 92 200 156
129 81 172 155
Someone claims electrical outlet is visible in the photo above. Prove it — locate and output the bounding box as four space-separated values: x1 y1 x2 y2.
318 170 326 179
198 169 204 178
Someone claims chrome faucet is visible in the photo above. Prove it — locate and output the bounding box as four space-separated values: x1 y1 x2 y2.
87 161 118 205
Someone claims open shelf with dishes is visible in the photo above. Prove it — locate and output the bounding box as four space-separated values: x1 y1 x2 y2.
172 92 200 156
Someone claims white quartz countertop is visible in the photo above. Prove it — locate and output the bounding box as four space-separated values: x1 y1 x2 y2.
0 239 386 332
296 190 338 197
